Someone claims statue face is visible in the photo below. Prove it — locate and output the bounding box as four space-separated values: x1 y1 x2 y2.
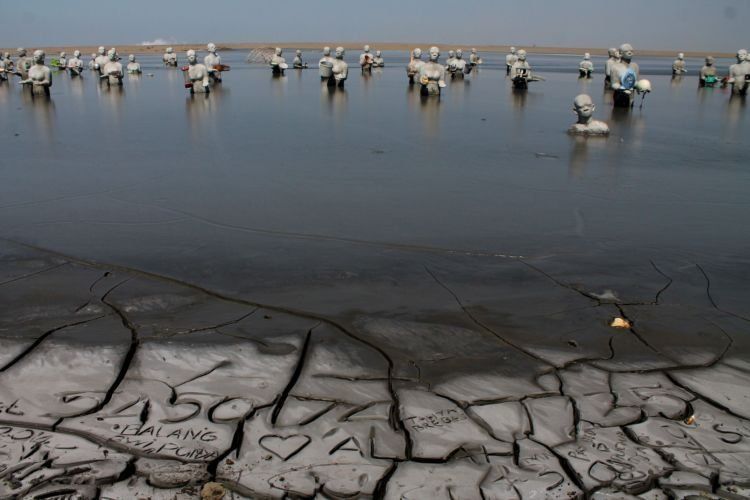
448 50 455 58
275 48 282 56
98 47 105 55
413 48 422 58
187 51 197 64
456 50 462 59
129 55 135 62
335 47 345 58
738 50 748 63
429 47 440 61
574 95 595 119
678 53 684 60
33 50 45 64
364 45 370 52
517 50 527 61
18 48 26 57
510 47 516 54
208 43 216 52
74 51 81 58
108 51 117 61
323 47 331 56
167 47 173 54
620 44 634 60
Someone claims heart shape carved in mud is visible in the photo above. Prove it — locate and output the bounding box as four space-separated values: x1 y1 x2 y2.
259 434 311 461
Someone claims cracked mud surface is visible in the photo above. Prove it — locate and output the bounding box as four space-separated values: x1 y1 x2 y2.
1 239 749 499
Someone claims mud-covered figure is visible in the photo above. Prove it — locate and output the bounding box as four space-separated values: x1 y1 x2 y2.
373 50 384 68
293 50 307 69
604 48 619 89
610 43 640 108
319 47 335 81
447 49 472 80
360 45 374 74
727 49 750 96
55 52 67 70
579 53 594 78
505 47 518 75
88 53 97 70
15 48 31 79
511 50 537 90
331 47 348 87
270 48 288 76
699 56 718 87
67 50 84 77
469 48 482 67
126 54 142 75
19 50 52 97
101 49 123 86
672 53 687 75
163 47 178 67
205 43 225 82
0 53 10 82
568 94 609 136
94 46 109 74
407 48 425 85
445 50 456 70
418 46 446 97
184 49 210 94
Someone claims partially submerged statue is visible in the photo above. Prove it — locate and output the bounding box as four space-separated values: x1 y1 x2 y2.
67 50 84 76
505 47 518 75
293 50 307 69
88 53 97 70
469 48 482 67
373 50 384 68
163 47 178 67
407 48 425 85
19 49 52 97
579 53 594 78
270 48 288 76
56 52 67 70
604 47 619 89
94 46 108 74
417 46 446 96
445 50 456 69
568 94 609 136
511 49 539 89
0 52 12 81
101 49 123 86
360 45 374 74
127 54 142 74
184 49 210 93
331 47 348 87
727 49 750 96
699 56 718 87
15 48 31 79
447 49 471 79
319 47 334 80
672 53 687 75
205 43 224 82
610 43 640 107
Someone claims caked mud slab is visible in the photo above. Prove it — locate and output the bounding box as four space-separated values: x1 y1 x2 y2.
1 239 749 499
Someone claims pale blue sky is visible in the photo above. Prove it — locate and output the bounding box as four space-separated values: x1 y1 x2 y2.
2 0 747 52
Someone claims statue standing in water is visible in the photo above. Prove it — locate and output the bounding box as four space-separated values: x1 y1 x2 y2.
360 45 374 74
88 53 97 70
672 53 687 75
163 47 178 67
604 48 619 89
101 49 123 86
417 46 446 96
511 49 535 89
15 48 31 79
579 53 594 78
727 49 750 96
568 94 609 136
319 47 334 80
407 48 425 85
127 54 142 74
505 47 517 75
19 50 52 97
67 50 84 76
293 50 307 69
270 48 288 76
610 43 640 107
0 55 9 82
469 48 482 67
373 50 384 68
331 47 348 87
205 43 223 82
699 56 718 87
448 49 471 79
94 46 109 74
56 52 68 70
185 49 210 93
445 50 456 69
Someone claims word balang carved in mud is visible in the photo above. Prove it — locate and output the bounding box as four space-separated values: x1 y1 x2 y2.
109 424 219 460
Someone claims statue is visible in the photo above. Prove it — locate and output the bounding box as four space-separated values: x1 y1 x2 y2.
56 52 68 70
94 46 108 74
373 50 384 68
505 46 517 75
67 50 84 77
699 56 718 87
447 49 472 79
293 50 307 69
469 48 482 67
568 94 609 136
126 54 142 74
101 49 123 86
511 49 541 89
579 53 594 78
604 47 619 89
331 47 348 87
183 49 210 94
672 53 687 75
15 48 31 79
88 53 97 70
360 45 374 74
610 43 640 107
727 49 750 96
417 46 446 96
18 50 52 97
445 50 456 69
163 47 178 67
406 48 425 85
319 47 334 80
270 48 288 76
205 43 225 82
0 54 9 82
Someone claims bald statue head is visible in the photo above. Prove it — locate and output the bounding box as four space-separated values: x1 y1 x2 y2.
737 49 748 63
18 47 27 57
335 47 345 59
32 50 45 64
429 46 440 62
619 43 634 62
187 50 197 64
574 94 595 118
275 47 283 56
323 47 331 56
608 48 617 58
98 46 105 56
207 43 217 53
517 49 527 61
413 48 422 59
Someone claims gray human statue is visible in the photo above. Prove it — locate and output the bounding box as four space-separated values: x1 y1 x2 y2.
417 46 446 96
319 47 335 80
579 53 594 78
57 52 67 70
610 43 640 107
373 50 384 68
67 50 84 77
127 54 142 74
672 53 687 75
15 48 31 79
270 47 288 76
0 54 9 82
163 47 178 67
185 49 210 93
19 49 52 97
604 47 620 89
293 50 307 69
448 49 471 79
88 53 97 70
205 43 223 82
469 48 482 67
568 94 610 136
511 49 536 89
101 49 123 86
505 46 517 75
331 47 348 87
407 48 425 85
699 56 718 87
360 45 374 74
727 49 750 96
445 50 456 69
94 46 108 74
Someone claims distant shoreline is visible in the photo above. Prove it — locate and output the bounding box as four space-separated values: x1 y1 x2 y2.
0 42 735 59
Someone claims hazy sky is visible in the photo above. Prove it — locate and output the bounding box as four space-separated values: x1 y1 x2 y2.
2 0 748 52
